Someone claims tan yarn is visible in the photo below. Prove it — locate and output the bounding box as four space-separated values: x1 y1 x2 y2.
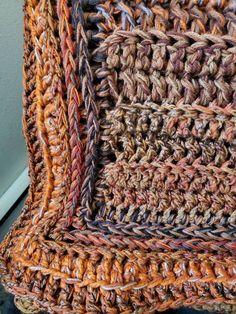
14 297 39 314
1 1 236 313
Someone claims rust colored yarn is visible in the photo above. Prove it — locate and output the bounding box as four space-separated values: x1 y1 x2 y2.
1 0 236 313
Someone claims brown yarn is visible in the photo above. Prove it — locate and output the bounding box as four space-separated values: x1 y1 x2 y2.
194 304 236 314
1 1 236 313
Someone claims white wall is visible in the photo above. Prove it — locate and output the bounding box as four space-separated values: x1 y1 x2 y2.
0 1 27 199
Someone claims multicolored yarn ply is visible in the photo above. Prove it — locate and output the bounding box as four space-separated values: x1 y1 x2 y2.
1 0 236 313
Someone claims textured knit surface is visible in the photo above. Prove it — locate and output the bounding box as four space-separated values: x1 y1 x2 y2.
1 0 236 313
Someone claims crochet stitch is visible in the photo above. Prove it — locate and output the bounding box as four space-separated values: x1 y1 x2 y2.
0 0 236 313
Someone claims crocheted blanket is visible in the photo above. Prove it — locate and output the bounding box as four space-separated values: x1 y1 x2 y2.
1 0 236 313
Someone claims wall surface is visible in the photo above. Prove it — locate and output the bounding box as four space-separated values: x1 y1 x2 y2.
0 0 26 197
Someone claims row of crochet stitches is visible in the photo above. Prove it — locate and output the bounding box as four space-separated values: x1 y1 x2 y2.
0 1 236 313
65 0 236 239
